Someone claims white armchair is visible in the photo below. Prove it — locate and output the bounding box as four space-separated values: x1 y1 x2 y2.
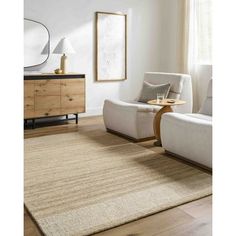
161 80 212 169
103 72 193 141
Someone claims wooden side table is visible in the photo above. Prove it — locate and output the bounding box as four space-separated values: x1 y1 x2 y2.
147 99 186 146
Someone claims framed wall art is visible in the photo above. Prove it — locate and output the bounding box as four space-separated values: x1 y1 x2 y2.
96 12 127 81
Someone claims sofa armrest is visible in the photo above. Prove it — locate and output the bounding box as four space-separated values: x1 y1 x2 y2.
160 113 212 168
161 113 212 129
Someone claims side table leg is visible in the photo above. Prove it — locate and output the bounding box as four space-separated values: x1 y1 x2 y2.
153 106 173 146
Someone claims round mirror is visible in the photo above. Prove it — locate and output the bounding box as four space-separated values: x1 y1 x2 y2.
24 18 50 68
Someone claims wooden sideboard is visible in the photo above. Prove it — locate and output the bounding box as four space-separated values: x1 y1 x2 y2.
24 73 85 128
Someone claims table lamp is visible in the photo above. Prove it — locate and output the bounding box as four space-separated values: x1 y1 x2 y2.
53 37 75 74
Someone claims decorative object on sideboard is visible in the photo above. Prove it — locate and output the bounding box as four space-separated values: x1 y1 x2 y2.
54 68 63 74
96 12 127 81
53 37 76 74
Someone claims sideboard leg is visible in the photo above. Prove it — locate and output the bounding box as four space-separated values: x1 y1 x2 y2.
75 114 78 124
66 115 68 120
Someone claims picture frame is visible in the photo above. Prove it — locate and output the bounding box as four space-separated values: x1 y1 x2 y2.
96 12 127 82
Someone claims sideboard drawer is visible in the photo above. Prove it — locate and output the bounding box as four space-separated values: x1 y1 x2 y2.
35 80 61 96
34 108 61 118
61 79 85 95
61 94 85 114
24 85 34 119
24 82 34 97
24 110 35 119
35 96 60 110
61 94 84 107
24 97 34 110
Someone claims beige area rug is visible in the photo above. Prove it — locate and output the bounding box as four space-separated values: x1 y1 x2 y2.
25 129 212 236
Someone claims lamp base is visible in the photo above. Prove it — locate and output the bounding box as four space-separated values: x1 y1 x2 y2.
60 54 67 74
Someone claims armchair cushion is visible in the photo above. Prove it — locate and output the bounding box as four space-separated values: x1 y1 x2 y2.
138 81 170 103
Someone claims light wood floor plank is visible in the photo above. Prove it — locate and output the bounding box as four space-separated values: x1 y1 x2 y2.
93 208 194 236
178 195 212 219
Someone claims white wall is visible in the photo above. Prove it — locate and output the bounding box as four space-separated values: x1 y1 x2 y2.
197 65 212 109
25 0 212 116
24 0 164 116
155 0 212 110
155 0 184 73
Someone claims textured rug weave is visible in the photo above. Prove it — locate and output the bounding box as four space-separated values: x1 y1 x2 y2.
25 129 212 236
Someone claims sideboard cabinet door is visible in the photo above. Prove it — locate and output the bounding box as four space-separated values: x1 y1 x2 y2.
61 79 85 114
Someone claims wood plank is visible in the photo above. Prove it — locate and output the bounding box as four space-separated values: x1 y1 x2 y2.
34 108 61 118
34 80 61 96
24 82 34 97
156 216 212 236
61 106 85 114
24 209 41 236
35 96 60 110
94 208 194 236
34 79 60 85
24 81 35 119
61 79 85 95
24 97 34 110
61 94 85 109
178 196 212 218
24 80 35 84
24 110 35 119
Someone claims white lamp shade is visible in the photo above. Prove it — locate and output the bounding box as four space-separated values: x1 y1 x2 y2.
53 37 76 54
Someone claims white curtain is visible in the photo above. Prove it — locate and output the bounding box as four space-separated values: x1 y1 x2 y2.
183 0 212 112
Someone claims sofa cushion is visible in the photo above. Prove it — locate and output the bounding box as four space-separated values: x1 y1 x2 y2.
138 81 170 103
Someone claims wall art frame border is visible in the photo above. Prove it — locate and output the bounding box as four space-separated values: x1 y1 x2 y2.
95 12 127 82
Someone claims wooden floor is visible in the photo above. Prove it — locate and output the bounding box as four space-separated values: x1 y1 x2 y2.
24 116 212 236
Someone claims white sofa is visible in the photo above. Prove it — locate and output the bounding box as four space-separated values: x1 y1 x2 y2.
161 80 212 169
103 72 193 141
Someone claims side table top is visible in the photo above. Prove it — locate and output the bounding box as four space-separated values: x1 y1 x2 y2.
147 99 186 106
